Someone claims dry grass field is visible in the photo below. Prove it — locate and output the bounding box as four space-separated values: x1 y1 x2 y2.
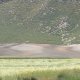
0 59 80 80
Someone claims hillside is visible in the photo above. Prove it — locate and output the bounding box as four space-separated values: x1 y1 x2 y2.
0 0 80 44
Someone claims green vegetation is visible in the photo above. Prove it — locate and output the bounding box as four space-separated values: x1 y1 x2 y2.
17 69 80 80
1 69 80 80
0 59 80 80
0 0 80 44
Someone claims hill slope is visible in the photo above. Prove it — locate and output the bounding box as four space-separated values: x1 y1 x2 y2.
0 0 80 44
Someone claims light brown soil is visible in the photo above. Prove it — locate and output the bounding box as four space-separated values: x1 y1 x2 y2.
0 43 80 58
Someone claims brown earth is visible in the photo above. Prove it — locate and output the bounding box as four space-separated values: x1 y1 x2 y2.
0 43 80 58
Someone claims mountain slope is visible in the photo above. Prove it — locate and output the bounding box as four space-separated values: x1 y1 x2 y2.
0 0 80 44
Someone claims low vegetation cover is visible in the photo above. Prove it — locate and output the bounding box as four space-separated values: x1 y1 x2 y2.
0 59 80 80
0 0 80 44
1 69 80 80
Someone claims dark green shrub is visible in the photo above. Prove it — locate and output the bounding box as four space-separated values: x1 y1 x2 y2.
57 73 66 80
17 76 38 80
31 77 37 80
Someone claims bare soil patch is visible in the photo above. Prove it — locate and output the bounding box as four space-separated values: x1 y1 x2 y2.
0 43 80 58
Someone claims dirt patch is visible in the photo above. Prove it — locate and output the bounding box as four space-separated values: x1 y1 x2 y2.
66 44 80 52
0 43 80 58
10 43 44 53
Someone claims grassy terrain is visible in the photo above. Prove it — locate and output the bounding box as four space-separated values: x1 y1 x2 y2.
0 59 80 80
0 0 80 44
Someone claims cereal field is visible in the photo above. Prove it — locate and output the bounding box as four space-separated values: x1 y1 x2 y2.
0 59 80 80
